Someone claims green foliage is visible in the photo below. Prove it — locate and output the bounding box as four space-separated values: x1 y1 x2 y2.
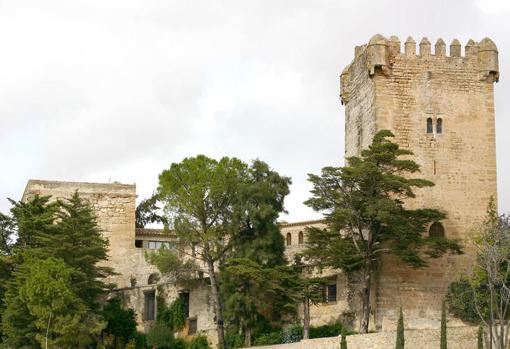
19 257 105 348
310 323 344 338
1 193 114 348
156 155 292 348
188 334 212 349
102 297 138 346
136 193 167 228
253 331 283 346
446 278 484 324
303 130 463 333
282 324 303 343
340 331 347 349
477 324 484 349
396 308 404 349
440 301 447 349
225 333 245 348
146 323 174 349
158 297 187 331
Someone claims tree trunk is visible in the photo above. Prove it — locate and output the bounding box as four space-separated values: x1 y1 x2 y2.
359 263 372 334
303 298 310 339
244 327 252 347
206 259 226 349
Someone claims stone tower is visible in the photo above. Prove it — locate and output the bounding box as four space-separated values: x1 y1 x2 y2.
340 35 499 330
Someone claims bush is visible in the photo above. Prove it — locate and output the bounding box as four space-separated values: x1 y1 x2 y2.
310 323 343 339
225 333 244 348
146 323 174 349
253 331 283 346
282 324 303 343
173 338 188 349
188 334 211 349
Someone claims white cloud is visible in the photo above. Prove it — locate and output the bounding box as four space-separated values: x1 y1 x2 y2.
0 0 508 221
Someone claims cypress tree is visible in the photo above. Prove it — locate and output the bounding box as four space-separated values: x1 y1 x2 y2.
440 301 447 349
340 330 347 349
396 307 405 349
477 324 484 349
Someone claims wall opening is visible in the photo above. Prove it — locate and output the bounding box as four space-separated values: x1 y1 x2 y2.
135 240 143 248
436 118 443 134
429 222 445 238
144 291 156 321
427 118 433 133
179 291 190 318
286 233 292 246
188 317 198 335
326 284 337 303
148 273 160 285
298 231 304 244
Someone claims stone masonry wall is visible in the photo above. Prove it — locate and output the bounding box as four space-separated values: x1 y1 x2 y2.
241 326 478 349
22 179 137 288
340 35 499 330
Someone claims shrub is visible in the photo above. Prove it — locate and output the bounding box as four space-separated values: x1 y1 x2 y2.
188 334 211 349
146 323 174 349
396 307 404 349
173 338 188 349
310 323 343 339
282 324 303 343
225 333 244 348
253 331 283 346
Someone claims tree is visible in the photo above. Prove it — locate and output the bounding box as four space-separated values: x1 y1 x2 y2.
136 193 167 228
303 130 462 333
290 256 329 340
19 257 104 348
464 202 510 349
156 156 292 348
441 301 447 349
340 330 348 349
102 297 138 347
478 324 484 349
2 193 115 347
396 307 404 349
2 195 58 348
157 155 249 349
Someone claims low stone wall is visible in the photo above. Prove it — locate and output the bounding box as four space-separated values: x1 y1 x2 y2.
243 326 477 349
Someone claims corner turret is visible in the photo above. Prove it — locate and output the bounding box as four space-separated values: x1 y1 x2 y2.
478 38 499 82
367 34 388 75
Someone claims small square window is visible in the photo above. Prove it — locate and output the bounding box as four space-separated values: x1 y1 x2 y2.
135 240 143 248
188 317 198 335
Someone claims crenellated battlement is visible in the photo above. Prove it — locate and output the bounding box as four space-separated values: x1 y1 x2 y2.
340 35 499 105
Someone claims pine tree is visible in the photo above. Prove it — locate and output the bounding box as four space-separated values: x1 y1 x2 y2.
477 324 484 349
396 307 405 349
2 193 114 347
304 130 463 333
440 301 447 349
340 330 348 349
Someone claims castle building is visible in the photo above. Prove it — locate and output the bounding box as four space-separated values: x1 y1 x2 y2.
21 34 499 345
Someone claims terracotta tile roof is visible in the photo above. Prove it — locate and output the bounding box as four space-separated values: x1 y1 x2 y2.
135 228 173 237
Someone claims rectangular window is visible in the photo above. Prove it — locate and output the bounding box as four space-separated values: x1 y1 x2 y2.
188 317 198 336
144 291 156 320
179 292 190 318
327 284 337 303
135 240 143 248
148 241 174 250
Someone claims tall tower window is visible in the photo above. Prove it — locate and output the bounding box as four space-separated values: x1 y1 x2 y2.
436 118 443 134
298 231 304 244
426 118 433 133
286 233 292 246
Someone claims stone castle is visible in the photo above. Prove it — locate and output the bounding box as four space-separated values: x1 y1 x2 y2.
21 34 499 346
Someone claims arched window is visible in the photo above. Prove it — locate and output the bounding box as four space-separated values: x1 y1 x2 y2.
427 118 433 134
148 273 160 285
286 233 292 246
429 222 445 238
436 118 443 134
298 231 304 244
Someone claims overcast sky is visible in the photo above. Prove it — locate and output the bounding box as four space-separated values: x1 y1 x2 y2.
0 0 508 222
